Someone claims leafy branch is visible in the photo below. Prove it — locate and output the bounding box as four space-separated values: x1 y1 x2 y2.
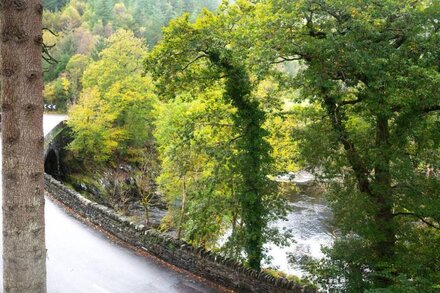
393 212 440 231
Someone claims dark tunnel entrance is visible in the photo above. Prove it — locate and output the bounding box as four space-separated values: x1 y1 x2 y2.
45 149 60 179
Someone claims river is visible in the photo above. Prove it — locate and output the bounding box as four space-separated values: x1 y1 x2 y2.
265 184 334 277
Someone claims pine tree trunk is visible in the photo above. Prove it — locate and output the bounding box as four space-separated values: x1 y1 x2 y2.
0 1 47 292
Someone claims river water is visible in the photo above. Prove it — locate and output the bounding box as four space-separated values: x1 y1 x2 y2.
265 185 334 277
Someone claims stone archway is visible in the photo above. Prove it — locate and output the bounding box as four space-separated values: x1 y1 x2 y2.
45 148 60 179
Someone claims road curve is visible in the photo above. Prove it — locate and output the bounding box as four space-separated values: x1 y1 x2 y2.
0 115 224 293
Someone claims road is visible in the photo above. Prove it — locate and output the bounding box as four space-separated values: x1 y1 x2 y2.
0 115 222 293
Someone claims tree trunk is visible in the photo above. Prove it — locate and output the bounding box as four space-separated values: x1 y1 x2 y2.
322 91 396 287
0 1 47 292
208 51 269 270
177 176 186 239
324 93 396 287
372 114 395 287
323 96 371 194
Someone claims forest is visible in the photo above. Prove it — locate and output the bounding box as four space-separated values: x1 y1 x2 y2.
42 0 439 291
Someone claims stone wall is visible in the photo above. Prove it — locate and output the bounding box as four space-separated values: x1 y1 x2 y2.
45 174 315 293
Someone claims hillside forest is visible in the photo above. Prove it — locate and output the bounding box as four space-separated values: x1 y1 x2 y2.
43 0 439 291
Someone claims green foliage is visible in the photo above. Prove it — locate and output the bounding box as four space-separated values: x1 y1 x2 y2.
68 30 157 163
44 74 71 111
154 90 237 248
44 0 69 11
263 268 314 288
257 0 440 290
81 29 147 92
45 0 439 289
65 54 91 103
147 2 291 270
42 0 220 96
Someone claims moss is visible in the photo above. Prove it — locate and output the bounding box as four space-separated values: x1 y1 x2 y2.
262 268 315 288
67 173 109 204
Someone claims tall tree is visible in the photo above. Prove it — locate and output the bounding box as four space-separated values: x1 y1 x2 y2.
146 2 286 270
257 0 440 290
68 29 157 163
0 0 47 292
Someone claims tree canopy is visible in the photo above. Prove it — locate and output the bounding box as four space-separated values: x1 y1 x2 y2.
68 30 157 163
255 0 439 290
55 0 439 290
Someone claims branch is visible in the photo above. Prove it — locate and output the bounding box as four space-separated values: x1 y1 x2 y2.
304 8 327 39
392 104 440 114
270 56 303 65
311 0 351 25
197 122 234 127
322 92 372 195
393 212 440 231
42 27 59 37
41 28 58 65
215 134 245 147
42 45 58 64
180 53 209 72
422 105 440 113
228 134 244 144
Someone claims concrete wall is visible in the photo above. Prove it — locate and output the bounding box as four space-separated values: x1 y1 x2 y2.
45 174 315 293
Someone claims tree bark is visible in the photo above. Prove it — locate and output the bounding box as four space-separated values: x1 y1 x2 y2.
0 1 47 292
177 176 186 239
372 114 395 287
323 93 396 287
323 95 371 194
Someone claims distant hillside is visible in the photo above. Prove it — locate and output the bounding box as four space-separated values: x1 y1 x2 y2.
42 0 220 109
